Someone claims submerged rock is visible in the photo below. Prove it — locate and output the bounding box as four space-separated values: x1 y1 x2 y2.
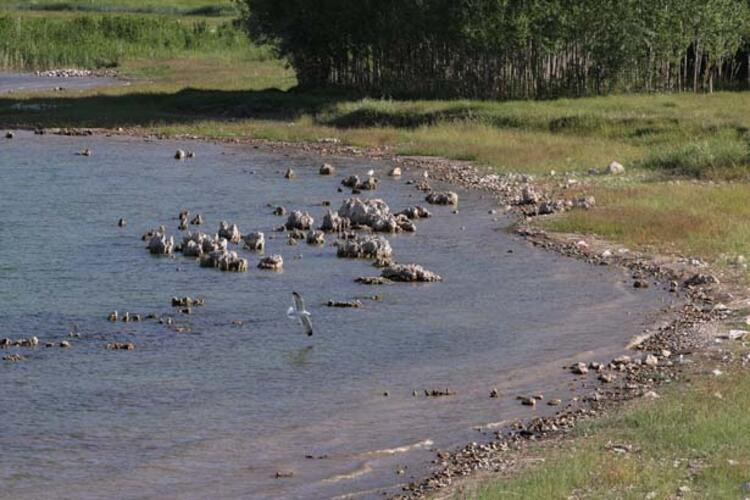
243 232 265 251
336 236 393 260
106 342 135 351
355 276 393 285
3 354 25 362
171 297 205 307
286 211 314 231
326 300 362 308
258 255 284 271
425 191 459 206
381 263 442 283
273 206 287 217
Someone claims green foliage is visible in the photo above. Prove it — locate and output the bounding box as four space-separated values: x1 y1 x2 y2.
641 134 750 179
0 13 257 69
237 0 750 99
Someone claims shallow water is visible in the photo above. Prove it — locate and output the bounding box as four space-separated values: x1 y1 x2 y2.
0 73 120 94
0 132 672 499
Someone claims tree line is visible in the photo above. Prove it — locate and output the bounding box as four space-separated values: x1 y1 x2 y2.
237 0 750 99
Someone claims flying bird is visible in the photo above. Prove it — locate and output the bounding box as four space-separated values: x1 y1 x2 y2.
287 291 313 336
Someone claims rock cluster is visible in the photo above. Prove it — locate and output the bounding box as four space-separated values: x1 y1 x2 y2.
258 255 284 271
286 211 315 231
218 221 241 244
425 191 459 206
338 198 415 233
336 236 393 259
200 250 248 272
381 263 442 283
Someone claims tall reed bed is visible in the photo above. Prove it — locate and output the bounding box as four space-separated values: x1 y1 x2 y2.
0 14 259 70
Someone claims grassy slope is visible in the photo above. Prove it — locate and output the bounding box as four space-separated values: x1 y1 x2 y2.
465 355 750 499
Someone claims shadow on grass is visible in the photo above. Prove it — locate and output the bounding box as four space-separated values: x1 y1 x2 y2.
0 86 356 129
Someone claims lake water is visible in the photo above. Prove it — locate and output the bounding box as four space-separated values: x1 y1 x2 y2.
0 73 120 94
0 131 671 499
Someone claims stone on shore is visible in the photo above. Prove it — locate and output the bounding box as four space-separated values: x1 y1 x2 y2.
607 161 625 175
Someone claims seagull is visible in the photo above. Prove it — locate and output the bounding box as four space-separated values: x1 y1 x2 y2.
287 291 313 336
422 171 429 179
366 169 375 177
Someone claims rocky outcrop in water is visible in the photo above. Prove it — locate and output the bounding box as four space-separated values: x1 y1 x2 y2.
336 236 393 259
425 191 459 206
396 206 432 220
306 230 326 245
341 175 360 188
171 297 205 307
0 336 39 348
243 232 265 251
200 250 248 272
381 263 442 282
338 198 414 233
286 211 314 231
355 276 393 285
273 206 287 216
218 221 241 244
181 232 227 257
258 255 284 271
319 163 336 175
106 342 135 350
148 233 175 255
320 209 351 233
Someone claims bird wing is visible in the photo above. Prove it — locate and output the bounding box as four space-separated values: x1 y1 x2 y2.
299 314 313 336
292 291 306 312
287 306 296 317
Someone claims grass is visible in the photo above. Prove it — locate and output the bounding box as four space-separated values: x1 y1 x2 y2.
0 0 237 16
466 358 750 499
0 13 258 69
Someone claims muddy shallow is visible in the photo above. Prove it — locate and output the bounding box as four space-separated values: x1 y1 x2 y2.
0 132 675 499
0 72 121 94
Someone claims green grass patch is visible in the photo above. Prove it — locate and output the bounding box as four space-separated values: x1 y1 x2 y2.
469 363 750 499
640 134 750 180
0 0 237 16
0 13 262 70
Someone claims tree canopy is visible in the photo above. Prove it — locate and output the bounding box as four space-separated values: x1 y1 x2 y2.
237 0 750 99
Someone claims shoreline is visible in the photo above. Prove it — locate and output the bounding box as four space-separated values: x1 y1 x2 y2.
5 125 747 498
